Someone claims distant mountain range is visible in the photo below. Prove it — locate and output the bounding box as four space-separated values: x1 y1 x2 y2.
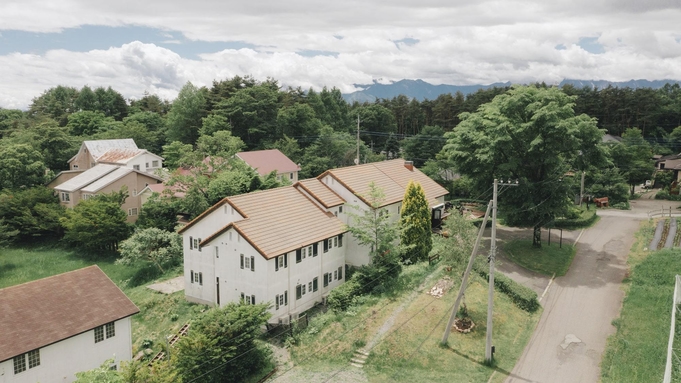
342 79 681 103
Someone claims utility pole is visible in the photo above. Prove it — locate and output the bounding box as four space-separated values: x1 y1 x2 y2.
356 114 360 165
485 179 517 363
580 171 585 206
442 200 492 345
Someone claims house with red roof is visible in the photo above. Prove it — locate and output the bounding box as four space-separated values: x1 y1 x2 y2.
0 266 139 383
236 149 300 183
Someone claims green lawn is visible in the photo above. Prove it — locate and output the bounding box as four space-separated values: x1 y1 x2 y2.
288 263 541 383
601 221 680 382
0 245 196 354
502 239 576 276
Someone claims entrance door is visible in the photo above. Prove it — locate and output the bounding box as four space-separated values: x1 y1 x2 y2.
216 277 220 306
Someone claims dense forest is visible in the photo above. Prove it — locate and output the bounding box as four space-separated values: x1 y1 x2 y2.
0 75 677 247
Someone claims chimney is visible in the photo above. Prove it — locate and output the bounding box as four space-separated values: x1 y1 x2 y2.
404 160 414 171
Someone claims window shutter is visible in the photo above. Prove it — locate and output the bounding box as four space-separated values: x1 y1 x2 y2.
189 237 193 250
199 272 203 285
252 295 255 304
338 234 343 247
323 239 328 253
276 295 279 310
275 257 279 271
284 291 288 305
313 243 318 256
313 277 318 292
198 239 202 252
338 267 343 280
323 273 328 287
250 256 255 271
284 254 288 268
190 270 194 283
240 254 244 269
296 249 302 263
296 285 302 300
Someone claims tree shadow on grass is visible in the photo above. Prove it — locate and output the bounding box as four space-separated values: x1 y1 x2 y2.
0 263 17 279
127 263 165 288
441 345 533 382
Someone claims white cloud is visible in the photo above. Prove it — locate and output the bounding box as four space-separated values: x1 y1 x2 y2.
1 0 681 108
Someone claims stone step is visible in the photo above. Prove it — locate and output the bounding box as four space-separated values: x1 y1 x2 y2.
351 358 366 365
350 362 364 368
353 353 368 360
355 349 370 357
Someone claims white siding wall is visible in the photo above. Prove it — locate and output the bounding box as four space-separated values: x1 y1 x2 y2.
0 317 132 383
124 153 162 172
183 205 244 305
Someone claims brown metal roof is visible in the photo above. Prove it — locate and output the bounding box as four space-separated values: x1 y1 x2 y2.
319 159 448 208
295 178 345 208
198 186 346 259
97 148 145 164
236 149 300 176
0 266 139 362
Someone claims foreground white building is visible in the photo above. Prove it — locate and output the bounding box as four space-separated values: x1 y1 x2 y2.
0 266 139 383
179 159 448 323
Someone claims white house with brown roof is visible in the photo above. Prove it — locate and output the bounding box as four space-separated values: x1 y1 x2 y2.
179 159 447 322
0 266 139 383
317 159 448 266
179 184 347 324
53 164 163 222
236 149 301 183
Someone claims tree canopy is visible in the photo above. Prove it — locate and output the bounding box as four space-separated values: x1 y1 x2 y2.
399 181 432 263
443 86 604 246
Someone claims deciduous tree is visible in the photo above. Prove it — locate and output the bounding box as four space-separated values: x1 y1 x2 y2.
443 86 604 247
117 228 182 273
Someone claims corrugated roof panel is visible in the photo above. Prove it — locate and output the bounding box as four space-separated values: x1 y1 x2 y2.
53 164 120 192
81 167 134 193
84 139 138 160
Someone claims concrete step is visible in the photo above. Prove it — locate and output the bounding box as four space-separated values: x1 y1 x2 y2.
353 353 368 360
351 358 366 365
355 349 370 357
350 362 364 368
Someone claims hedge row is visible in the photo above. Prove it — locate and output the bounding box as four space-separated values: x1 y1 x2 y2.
551 210 598 229
473 262 540 313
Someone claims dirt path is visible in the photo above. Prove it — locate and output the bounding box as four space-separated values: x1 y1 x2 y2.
506 200 680 383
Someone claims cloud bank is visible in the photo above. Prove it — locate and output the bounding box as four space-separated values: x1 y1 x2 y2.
1 0 680 108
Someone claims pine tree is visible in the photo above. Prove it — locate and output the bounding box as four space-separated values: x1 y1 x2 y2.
400 180 432 263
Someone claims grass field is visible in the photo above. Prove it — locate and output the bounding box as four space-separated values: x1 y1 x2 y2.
0 244 196 354
601 220 679 382
288 262 541 383
502 239 577 276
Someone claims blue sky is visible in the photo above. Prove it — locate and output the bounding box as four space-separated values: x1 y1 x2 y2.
0 0 679 109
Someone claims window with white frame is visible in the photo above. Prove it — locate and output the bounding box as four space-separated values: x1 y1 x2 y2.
72 164 79 169
27 349 40 369
275 291 288 310
61 192 70 202
152 160 159 167
128 208 138 216
105 322 115 338
289 173 293 180
308 282 312 292
333 236 338 247
13 354 26 374
244 256 251 269
83 193 93 200
133 165 140 171
145 162 149 168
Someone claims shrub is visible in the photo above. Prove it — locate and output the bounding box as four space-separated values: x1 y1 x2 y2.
327 276 363 312
473 262 540 313
655 190 681 201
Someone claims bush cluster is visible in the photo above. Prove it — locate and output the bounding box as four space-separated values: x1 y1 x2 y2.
473 262 540 313
655 190 681 201
327 276 362 312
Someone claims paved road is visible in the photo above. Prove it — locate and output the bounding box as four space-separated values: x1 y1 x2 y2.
506 200 679 383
